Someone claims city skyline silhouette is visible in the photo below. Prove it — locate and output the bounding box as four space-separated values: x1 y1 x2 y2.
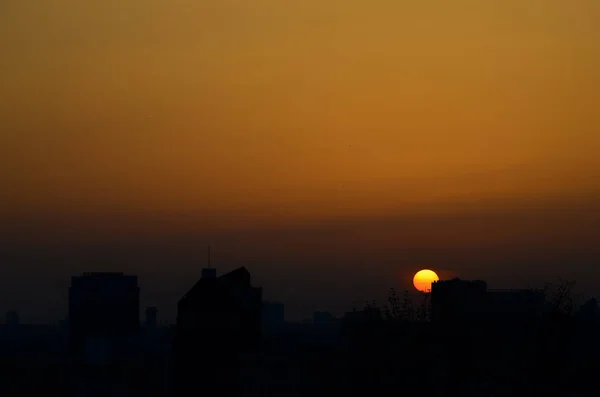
2 0 600 395
3 266 599 396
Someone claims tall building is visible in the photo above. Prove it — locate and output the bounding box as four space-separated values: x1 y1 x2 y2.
486 288 545 319
431 278 545 323
431 278 547 393
68 272 140 361
431 278 488 323
173 267 262 397
579 298 600 321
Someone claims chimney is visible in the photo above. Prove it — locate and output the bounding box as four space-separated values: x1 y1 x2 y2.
202 268 217 279
202 244 216 280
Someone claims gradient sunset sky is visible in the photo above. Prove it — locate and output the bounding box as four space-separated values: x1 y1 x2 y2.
1 0 599 322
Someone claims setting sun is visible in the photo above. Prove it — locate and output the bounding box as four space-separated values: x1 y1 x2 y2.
413 269 439 293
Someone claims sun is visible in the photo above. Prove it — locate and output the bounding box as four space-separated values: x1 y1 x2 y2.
413 269 439 293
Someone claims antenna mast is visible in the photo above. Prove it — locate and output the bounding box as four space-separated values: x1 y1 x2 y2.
208 244 211 268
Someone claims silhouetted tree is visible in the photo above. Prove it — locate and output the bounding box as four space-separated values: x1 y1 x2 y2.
381 288 401 322
545 278 576 316
403 289 415 321
534 279 577 397
379 288 418 322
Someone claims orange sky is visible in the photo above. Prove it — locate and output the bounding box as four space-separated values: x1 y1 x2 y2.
1 1 600 321
2 0 599 224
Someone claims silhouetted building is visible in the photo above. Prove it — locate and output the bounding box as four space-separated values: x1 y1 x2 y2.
342 306 382 325
145 307 158 329
430 279 553 394
0 323 70 396
68 272 140 362
5 310 19 327
432 279 546 323
201 267 217 279
431 278 488 322
486 288 545 320
578 297 600 321
313 311 336 326
261 301 284 337
173 267 262 397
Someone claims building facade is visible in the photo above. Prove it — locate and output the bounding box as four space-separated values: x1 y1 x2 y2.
68 272 140 360
173 267 262 397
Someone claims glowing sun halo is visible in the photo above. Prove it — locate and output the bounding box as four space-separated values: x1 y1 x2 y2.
413 269 439 293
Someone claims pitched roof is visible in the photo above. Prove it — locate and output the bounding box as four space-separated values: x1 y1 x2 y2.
219 266 250 286
178 267 252 307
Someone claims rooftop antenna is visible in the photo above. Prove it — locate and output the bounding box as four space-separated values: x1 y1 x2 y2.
201 244 217 279
207 244 211 269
